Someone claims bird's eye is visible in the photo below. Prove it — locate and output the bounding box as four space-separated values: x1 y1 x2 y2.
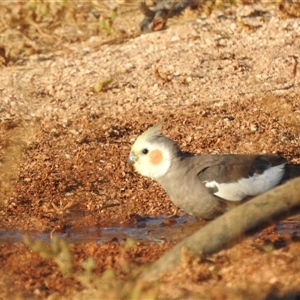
142 149 149 154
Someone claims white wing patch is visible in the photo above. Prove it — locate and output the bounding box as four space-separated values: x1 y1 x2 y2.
203 164 285 201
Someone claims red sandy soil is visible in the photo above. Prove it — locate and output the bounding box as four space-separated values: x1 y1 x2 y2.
0 2 300 299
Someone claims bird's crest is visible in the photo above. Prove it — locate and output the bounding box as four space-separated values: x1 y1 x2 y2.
137 119 164 141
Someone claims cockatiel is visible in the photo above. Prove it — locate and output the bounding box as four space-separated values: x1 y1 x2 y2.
128 121 300 219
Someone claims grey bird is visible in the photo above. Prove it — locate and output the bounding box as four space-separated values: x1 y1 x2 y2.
139 0 196 32
128 121 300 219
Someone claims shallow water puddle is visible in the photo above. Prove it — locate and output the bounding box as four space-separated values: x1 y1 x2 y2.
275 222 300 234
0 215 203 244
1 216 300 245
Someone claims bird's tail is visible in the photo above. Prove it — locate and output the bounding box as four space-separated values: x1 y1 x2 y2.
283 164 300 182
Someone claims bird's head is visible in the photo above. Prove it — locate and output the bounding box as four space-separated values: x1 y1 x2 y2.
128 120 180 179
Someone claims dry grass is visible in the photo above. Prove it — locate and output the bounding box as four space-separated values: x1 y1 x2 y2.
0 0 139 65
1 0 298 65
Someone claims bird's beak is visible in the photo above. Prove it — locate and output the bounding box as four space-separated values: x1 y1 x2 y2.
128 151 138 165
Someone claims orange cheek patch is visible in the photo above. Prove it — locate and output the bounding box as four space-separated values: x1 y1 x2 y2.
149 149 163 165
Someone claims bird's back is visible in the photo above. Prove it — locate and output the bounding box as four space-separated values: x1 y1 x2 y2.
157 153 292 219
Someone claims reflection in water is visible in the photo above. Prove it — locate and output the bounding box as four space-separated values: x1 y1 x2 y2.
1 216 299 245
0 215 202 244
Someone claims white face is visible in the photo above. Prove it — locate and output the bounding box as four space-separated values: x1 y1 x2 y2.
129 139 171 179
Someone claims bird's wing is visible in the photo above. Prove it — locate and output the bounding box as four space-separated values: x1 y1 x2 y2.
196 155 286 201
